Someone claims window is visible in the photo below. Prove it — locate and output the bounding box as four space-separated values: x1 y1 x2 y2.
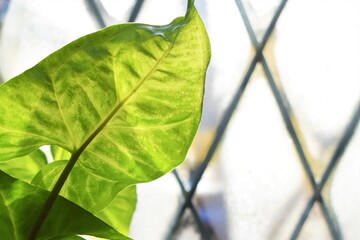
0 0 359 239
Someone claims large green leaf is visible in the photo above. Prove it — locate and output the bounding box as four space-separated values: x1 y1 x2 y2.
0 149 47 183
0 0 210 237
0 171 128 240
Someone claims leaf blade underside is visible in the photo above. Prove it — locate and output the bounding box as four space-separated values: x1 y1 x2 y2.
0 0 210 238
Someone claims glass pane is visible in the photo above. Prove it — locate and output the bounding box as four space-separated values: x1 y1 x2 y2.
298 203 332 240
130 174 182 239
219 71 309 239
273 0 360 178
100 0 138 23
242 0 281 40
0 0 98 80
199 0 250 130
133 0 185 25
194 155 229 239
330 127 360 240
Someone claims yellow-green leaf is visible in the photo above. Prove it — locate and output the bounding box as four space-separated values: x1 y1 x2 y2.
0 0 210 238
51 145 71 161
96 186 137 236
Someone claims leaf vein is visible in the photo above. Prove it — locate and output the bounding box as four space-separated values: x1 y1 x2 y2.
108 117 192 130
49 75 76 149
0 127 57 144
101 132 158 172
82 150 136 180
77 84 103 120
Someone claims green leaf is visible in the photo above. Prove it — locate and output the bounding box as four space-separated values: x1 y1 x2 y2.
50 236 85 240
96 186 137 236
0 149 47 183
51 145 71 161
0 171 128 240
0 0 210 237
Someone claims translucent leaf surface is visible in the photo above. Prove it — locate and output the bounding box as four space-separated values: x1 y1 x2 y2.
96 186 137 235
51 145 71 161
0 149 47 183
0 171 128 240
32 160 126 213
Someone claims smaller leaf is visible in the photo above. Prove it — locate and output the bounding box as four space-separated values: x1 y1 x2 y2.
32 161 126 213
0 171 128 240
51 145 72 161
33 162 137 236
96 185 137 235
0 149 47 183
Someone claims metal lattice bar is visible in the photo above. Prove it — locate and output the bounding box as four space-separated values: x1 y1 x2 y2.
128 0 145 22
172 169 210 239
168 1 288 238
85 0 107 28
318 102 360 192
86 0 145 27
291 103 360 239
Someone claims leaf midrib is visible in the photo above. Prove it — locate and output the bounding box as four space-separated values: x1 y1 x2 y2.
80 21 184 158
